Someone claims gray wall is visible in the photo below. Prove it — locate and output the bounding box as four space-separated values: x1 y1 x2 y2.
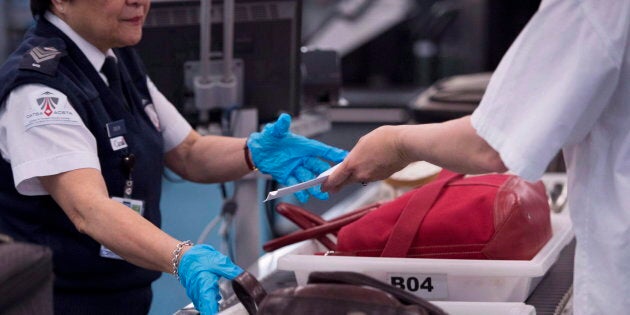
1 0 33 61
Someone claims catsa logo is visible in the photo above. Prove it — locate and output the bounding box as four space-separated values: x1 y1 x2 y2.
36 91 59 116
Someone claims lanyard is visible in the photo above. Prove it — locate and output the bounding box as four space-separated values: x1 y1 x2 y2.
122 153 136 198
106 119 136 198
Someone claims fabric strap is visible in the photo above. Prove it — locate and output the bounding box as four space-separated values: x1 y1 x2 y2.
380 170 463 257
275 203 337 250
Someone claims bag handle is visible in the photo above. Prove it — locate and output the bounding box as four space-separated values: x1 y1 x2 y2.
381 170 463 257
263 203 380 252
231 271 267 315
307 271 448 315
275 203 337 250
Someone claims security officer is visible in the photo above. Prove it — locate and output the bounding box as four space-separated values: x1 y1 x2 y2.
0 0 347 314
324 1 630 314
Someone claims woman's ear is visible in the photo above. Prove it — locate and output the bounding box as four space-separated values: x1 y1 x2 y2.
51 0 67 14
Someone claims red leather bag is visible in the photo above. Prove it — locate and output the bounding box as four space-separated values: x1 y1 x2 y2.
335 170 552 260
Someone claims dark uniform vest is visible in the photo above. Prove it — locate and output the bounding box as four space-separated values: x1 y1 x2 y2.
0 17 164 292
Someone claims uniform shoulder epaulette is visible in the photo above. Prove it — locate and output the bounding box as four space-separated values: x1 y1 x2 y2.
19 45 67 76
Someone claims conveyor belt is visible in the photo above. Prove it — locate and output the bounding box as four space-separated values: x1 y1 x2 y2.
526 238 575 315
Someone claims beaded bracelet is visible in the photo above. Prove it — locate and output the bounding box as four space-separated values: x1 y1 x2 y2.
172 240 193 280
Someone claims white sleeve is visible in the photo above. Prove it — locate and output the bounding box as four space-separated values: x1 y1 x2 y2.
471 0 627 181
0 84 100 196
146 78 192 152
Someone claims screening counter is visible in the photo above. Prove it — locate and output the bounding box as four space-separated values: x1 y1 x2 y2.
174 120 575 315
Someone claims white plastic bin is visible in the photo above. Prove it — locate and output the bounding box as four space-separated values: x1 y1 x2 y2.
434 301 536 315
219 301 536 315
277 208 573 302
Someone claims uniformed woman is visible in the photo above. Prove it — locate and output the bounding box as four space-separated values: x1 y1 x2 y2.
0 0 347 314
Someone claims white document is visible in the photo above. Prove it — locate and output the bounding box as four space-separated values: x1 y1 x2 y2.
264 164 341 202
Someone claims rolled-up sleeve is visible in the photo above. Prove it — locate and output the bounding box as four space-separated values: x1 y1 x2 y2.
0 84 100 195
471 0 625 181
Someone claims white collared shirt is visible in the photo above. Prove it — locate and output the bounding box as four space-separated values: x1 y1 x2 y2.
0 11 191 195
471 0 630 314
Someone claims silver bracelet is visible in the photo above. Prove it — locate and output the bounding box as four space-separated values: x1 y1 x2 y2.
172 240 193 280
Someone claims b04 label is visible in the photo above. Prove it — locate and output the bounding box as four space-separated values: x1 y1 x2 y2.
387 273 448 299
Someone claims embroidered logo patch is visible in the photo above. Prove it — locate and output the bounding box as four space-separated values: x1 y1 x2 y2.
37 92 58 116
24 90 82 130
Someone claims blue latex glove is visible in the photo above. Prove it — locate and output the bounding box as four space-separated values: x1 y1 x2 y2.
247 113 348 202
178 244 243 315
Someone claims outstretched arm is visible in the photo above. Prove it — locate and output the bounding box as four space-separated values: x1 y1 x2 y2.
40 168 243 314
164 131 252 183
40 168 184 273
166 114 348 202
323 116 507 192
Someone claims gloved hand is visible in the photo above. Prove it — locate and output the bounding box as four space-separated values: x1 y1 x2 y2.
178 244 243 315
247 113 348 202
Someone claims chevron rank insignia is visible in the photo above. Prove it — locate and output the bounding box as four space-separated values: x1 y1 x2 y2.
20 46 66 76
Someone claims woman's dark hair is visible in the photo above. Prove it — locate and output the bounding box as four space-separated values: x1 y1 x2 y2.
31 0 52 17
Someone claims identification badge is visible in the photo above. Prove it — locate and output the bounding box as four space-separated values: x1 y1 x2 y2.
110 136 128 151
106 119 127 138
99 196 145 260
387 273 448 299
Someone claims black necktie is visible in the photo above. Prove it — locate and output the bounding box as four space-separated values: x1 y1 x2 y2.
101 56 129 110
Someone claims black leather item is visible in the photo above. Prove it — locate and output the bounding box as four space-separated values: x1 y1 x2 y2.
232 271 449 315
232 272 268 314
0 235 54 315
101 56 129 110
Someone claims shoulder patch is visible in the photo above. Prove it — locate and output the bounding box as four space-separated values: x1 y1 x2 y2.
23 88 82 131
19 46 66 76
